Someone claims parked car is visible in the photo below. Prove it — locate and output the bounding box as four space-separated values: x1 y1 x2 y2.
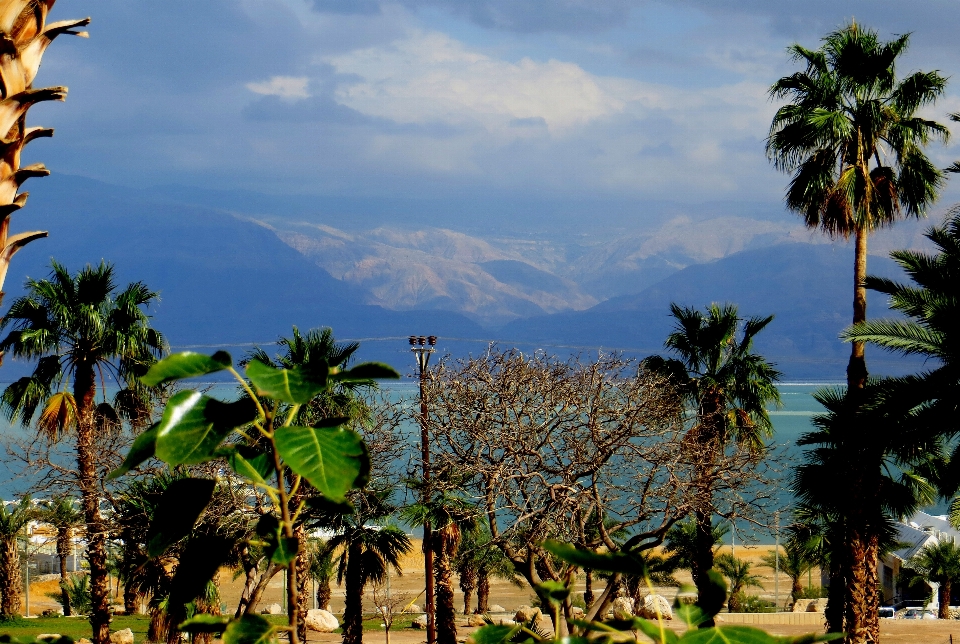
878 607 895 619
903 608 937 619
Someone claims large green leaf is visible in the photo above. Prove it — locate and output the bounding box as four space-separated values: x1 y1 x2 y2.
179 615 230 634
246 359 327 404
542 540 648 577
679 626 842 644
146 478 216 558
255 514 299 565
469 624 518 644
108 423 159 479
274 426 368 501
633 617 680 644
141 351 232 387
220 446 276 487
223 615 275 644
154 392 258 465
534 580 568 607
331 362 400 382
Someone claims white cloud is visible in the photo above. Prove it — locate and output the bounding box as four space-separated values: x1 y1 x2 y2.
325 31 627 131
246 76 311 99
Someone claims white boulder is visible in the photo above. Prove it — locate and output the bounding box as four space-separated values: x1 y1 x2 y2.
640 595 673 620
412 615 428 629
305 609 339 632
514 605 541 622
612 597 635 619
109 629 134 644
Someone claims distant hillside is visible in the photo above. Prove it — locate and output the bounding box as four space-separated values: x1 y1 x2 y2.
501 243 922 380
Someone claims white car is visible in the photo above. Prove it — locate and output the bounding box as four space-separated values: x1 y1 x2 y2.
878 607 895 619
903 608 937 619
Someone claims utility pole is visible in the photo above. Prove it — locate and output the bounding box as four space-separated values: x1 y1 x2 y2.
774 511 780 612
411 335 437 644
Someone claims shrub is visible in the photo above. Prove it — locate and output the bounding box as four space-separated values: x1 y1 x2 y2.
45 575 92 615
739 595 776 613
796 586 827 599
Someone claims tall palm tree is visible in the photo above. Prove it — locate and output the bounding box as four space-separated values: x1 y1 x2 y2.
309 488 412 644
0 261 164 643
766 21 949 391
643 303 780 611
714 553 763 613
761 543 815 604
403 492 476 644
907 537 960 619
0 497 33 616
794 384 941 644
38 496 84 616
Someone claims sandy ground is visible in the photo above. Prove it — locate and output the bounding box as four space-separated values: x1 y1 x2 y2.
23 543 960 643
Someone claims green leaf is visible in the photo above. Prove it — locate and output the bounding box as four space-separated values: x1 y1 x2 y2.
108 423 159 479
168 535 236 609
694 570 728 622
534 580 569 607
223 615 275 644
331 362 400 381
470 624 519 644
542 540 648 577
146 478 216 558
141 351 232 387
246 359 327 404
255 514 300 565
179 615 230 634
154 392 258 465
680 625 822 644
633 617 680 644
221 446 276 487
274 426 369 501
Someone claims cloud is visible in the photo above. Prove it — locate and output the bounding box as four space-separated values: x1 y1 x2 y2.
246 76 311 99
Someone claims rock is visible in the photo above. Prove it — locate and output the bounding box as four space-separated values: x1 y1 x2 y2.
494 618 516 626
488 605 506 613
78 639 92 644
612 597 635 619
412 615 428 629
305 609 339 632
109 628 134 644
261 603 283 615
640 595 673 620
570 607 585 618
810 598 828 613
36 635 62 642
467 614 487 627
404 604 422 614
514 605 541 623
792 599 810 613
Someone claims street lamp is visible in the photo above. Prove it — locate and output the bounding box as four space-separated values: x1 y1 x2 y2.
410 335 437 644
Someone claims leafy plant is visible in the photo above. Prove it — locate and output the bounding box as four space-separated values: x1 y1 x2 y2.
111 349 398 644
468 539 842 644
45 575 92 615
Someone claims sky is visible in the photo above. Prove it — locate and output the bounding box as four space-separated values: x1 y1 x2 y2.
25 0 960 223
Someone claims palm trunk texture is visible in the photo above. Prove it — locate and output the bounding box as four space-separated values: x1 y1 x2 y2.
295 526 310 644
940 581 951 620
460 566 476 615
476 572 490 614
342 542 364 644
847 228 869 390
0 536 22 616
434 537 458 644
316 579 331 611
843 529 879 644
57 529 73 616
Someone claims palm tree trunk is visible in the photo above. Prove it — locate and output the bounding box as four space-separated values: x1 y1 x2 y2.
825 552 845 634
843 528 879 644
476 571 489 614
460 566 476 615
342 541 364 644
57 529 73 616
75 363 111 644
791 576 802 604
847 228 869 390
316 577 331 611
940 580 951 620
295 525 309 644
434 538 458 644
0 536 22 616
692 508 716 626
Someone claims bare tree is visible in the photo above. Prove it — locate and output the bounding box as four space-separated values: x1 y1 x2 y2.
370 581 413 644
424 347 778 631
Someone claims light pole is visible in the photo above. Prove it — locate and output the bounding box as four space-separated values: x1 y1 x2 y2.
774 511 780 612
411 335 437 644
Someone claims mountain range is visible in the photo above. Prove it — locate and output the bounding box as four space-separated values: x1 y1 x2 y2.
0 174 935 380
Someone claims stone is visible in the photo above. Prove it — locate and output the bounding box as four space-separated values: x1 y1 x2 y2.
305 609 339 633
109 628 134 644
488 605 506 613
792 599 810 613
467 614 488 627
810 598 828 613
78 639 92 644
494 618 516 626
261 603 283 615
570 607 585 618
640 595 673 620
412 615 428 629
404 604 422 614
514 605 541 623
36 635 62 642
612 597 635 619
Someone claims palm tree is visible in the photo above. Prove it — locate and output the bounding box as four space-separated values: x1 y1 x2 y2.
454 524 520 615
309 542 335 611
906 537 960 619
643 303 780 610
403 492 476 644
0 497 33 616
794 384 941 644
714 553 764 613
663 516 729 571
0 261 164 643
766 21 949 391
761 544 815 604
38 496 84 616
309 488 412 644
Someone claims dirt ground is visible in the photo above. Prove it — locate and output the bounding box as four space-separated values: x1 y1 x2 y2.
24 542 960 643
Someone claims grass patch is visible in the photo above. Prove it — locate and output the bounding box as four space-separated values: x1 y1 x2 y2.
0 615 151 641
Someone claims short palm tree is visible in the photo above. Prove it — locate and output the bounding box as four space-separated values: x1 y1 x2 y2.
643 303 780 607
454 524 520 615
309 488 411 644
761 543 814 604
0 497 33 616
907 537 960 619
38 496 84 615
0 261 164 641
766 21 949 391
663 516 729 571
714 553 763 613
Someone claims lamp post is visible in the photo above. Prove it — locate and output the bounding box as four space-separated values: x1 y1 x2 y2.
774 511 780 612
411 335 437 644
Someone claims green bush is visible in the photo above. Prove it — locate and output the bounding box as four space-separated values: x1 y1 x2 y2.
44 575 92 615
738 595 776 614
795 586 826 599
